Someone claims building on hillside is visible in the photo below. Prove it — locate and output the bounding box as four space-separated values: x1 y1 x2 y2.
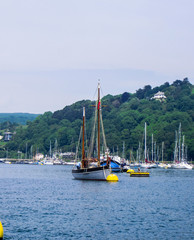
60 152 75 159
151 91 167 101
4 132 13 141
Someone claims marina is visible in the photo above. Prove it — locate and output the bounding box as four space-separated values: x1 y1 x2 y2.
0 1 193 239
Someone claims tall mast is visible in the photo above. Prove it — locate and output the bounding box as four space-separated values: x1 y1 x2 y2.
122 141 125 159
152 134 153 162
178 123 181 162
138 142 141 163
49 140 52 159
162 142 164 163
97 81 101 162
174 130 178 162
182 135 185 162
145 122 147 161
82 107 85 166
154 141 156 162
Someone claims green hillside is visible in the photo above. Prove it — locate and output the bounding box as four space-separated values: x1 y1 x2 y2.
0 113 40 125
3 78 194 161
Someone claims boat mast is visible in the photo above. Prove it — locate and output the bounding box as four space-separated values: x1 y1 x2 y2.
138 142 141 163
82 107 85 168
162 142 164 163
182 135 185 162
174 130 178 162
122 141 125 159
49 140 52 159
145 122 147 162
97 81 101 163
152 134 153 162
178 123 181 162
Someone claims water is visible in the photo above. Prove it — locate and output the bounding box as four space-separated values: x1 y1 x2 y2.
0 164 193 240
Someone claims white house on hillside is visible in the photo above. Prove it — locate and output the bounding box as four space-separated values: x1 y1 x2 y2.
151 91 167 101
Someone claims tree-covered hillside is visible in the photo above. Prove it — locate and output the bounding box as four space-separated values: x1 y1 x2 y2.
3 78 194 161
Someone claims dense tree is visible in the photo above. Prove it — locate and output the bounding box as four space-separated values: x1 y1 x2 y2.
121 92 130 103
3 79 194 161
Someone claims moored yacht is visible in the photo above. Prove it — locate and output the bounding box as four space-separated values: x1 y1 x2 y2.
72 82 115 181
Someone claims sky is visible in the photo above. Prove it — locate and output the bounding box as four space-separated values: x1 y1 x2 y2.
0 0 193 114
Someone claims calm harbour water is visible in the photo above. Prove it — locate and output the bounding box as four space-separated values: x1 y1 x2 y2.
0 164 193 240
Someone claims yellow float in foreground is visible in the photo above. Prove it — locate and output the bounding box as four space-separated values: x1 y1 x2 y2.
0 221 3 240
106 174 119 182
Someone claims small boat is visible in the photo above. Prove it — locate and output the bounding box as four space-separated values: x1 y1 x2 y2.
171 162 192 169
101 157 121 172
123 165 133 172
140 122 153 169
42 159 54 165
158 162 168 168
53 159 63 165
64 161 75 165
72 82 114 181
145 163 158 169
4 160 11 164
170 128 192 170
130 172 150 177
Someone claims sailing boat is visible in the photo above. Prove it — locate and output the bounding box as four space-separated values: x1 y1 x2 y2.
140 122 157 169
141 122 149 168
72 82 114 181
171 124 192 169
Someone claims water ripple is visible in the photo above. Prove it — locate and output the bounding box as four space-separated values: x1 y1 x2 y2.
0 165 193 239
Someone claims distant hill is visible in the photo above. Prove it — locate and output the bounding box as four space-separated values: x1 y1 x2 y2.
0 113 40 125
3 78 194 161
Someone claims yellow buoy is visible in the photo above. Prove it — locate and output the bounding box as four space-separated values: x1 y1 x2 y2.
127 169 134 173
106 174 119 182
0 221 3 240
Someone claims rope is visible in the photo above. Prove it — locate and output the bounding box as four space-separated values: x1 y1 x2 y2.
100 108 107 152
87 101 98 159
75 126 82 164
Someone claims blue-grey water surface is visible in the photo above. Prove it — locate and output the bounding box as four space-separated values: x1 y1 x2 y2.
0 164 193 240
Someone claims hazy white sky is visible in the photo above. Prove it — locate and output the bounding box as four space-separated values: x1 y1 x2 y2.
0 0 193 113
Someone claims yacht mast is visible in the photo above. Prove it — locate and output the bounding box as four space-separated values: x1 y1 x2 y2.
145 122 147 162
182 135 185 162
97 81 101 163
178 123 181 162
81 107 85 168
162 142 164 163
122 141 125 159
49 140 52 159
152 134 153 162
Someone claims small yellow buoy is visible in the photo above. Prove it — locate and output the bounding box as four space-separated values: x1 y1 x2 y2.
127 169 134 173
106 174 119 182
0 221 3 240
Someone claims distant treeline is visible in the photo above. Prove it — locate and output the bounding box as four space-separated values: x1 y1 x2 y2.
2 78 194 161
0 113 40 125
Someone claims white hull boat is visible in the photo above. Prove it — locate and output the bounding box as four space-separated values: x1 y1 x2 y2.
72 165 110 181
171 162 192 169
72 82 115 181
